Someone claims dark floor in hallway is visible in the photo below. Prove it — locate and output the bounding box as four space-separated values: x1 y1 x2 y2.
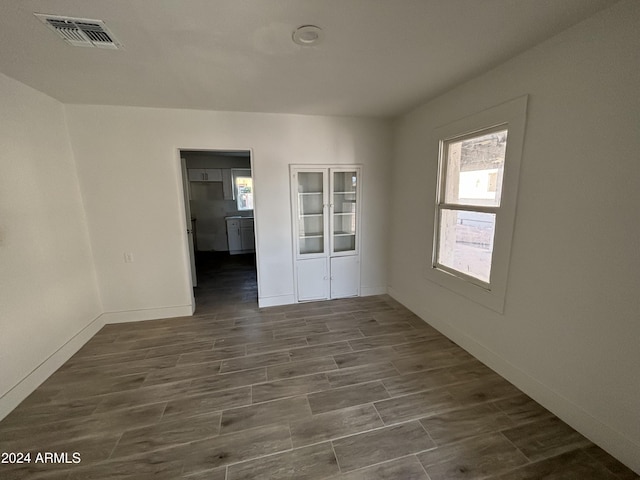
192 252 258 316
0 254 636 479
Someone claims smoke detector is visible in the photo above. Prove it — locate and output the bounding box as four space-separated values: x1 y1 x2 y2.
292 25 323 46
34 14 122 49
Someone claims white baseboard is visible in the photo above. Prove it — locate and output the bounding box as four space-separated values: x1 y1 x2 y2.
360 286 388 296
0 305 192 422
0 315 105 422
257 289 387 308
101 305 194 324
258 294 296 308
388 287 640 475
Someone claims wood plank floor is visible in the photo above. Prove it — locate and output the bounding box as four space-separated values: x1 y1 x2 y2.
1 253 636 479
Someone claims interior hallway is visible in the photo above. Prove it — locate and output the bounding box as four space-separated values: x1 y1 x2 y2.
192 252 258 316
0 266 636 479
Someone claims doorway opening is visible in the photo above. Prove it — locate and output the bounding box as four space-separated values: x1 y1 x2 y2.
179 149 258 315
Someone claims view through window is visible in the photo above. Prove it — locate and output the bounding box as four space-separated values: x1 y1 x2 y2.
435 127 508 285
235 176 253 211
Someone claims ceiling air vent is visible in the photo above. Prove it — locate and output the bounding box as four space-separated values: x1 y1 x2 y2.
34 14 122 49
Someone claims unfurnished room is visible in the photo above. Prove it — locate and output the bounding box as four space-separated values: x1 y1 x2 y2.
0 1 639 479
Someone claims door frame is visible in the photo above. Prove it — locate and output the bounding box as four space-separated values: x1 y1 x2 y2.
181 157 198 290
175 148 260 313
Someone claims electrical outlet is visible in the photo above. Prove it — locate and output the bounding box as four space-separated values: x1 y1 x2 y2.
124 252 134 263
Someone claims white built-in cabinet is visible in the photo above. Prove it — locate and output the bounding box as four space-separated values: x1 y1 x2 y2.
188 168 234 200
227 217 255 255
188 168 222 182
240 220 255 251
290 165 361 302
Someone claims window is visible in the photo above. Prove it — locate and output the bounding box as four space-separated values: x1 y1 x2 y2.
427 96 528 312
234 174 253 211
435 127 507 285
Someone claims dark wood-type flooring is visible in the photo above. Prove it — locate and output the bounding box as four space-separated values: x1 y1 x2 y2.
1 253 637 479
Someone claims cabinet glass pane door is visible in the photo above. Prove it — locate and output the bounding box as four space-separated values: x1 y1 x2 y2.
332 171 358 253
298 172 325 255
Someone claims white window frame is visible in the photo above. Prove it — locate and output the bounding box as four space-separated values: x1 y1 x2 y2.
426 96 528 313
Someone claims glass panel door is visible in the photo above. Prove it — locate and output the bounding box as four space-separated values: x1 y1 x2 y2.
297 171 325 255
332 170 358 254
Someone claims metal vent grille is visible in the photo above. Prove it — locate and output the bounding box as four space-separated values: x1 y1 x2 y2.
34 14 122 49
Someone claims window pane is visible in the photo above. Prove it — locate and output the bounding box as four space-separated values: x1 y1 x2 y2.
236 176 253 211
333 171 357 253
444 129 507 207
437 209 496 283
298 172 323 193
297 172 324 254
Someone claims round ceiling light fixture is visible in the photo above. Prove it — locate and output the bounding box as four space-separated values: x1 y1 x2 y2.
292 25 323 46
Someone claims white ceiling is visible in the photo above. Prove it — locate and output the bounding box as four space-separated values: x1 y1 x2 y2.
0 0 619 118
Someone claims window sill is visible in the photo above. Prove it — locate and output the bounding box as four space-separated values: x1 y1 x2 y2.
424 264 506 313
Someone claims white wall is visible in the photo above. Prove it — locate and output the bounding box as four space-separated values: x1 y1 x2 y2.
389 0 639 472
0 74 102 419
65 107 391 314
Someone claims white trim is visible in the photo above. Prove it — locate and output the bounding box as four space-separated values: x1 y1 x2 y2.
247 150 264 301
437 204 500 214
388 287 640 475
175 146 262 306
360 286 388 296
258 294 296 308
175 149 196 310
101 305 193 324
425 96 528 313
0 315 105 422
